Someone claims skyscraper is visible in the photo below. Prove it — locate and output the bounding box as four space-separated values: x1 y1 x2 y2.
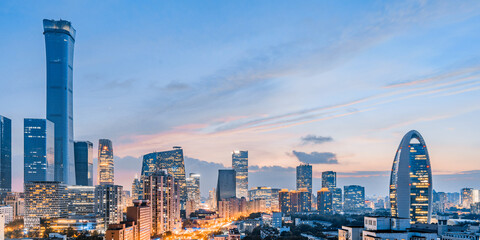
332 187 343 213
74 141 93 186
296 164 312 194
232 150 248 199
317 188 333 214
24 119 55 183
279 189 291 214
461 188 474 208
98 139 114 185
389 130 433 224
142 170 181 235
44 19 76 185
343 185 365 212
141 147 187 207
0 116 11 192
186 173 200 210
322 171 336 188
94 184 123 231
216 169 236 201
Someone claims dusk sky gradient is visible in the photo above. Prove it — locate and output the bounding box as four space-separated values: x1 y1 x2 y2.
1 1 480 197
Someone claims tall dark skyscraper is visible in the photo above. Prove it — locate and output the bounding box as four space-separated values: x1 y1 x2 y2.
98 139 114 185
322 171 336 188
24 119 55 183
141 147 187 207
0 115 11 192
74 141 94 186
44 19 76 185
232 150 248 199
296 164 312 194
216 169 236 201
389 130 433 224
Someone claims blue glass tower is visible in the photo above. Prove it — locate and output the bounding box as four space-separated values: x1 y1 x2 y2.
232 150 248 199
74 141 93 186
216 169 236 201
24 119 55 183
0 116 11 192
343 185 365 211
43 19 76 185
390 130 432 224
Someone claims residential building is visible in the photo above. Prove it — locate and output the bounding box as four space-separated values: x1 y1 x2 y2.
126 200 151 240
186 173 201 210
95 184 123 232
0 206 13 224
461 188 474 208
318 188 333 214
106 222 137 240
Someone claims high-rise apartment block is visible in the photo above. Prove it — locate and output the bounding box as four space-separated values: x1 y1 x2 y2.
44 19 76 185
389 130 433 224
74 141 94 186
142 170 181 235
98 139 114 185
126 200 152 240
461 188 474 208
95 184 123 231
0 116 11 192
232 150 248 199
317 188 333 214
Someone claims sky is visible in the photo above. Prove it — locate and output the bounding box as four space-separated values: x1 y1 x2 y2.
1 1 480 197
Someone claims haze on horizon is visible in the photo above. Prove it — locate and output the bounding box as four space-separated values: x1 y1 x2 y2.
1 1 480 197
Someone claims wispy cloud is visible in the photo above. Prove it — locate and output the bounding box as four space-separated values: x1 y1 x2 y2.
301 135 333 145
291 151 339 165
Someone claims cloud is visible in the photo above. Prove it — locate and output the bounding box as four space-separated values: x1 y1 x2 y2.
184 156 226 197
291 151 339 164
301 135 333 145
164 80 190 91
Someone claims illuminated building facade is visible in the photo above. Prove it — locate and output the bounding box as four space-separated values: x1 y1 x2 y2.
296 164 312 194
186 173 201 210
74 141 93 186
67 185 95 216
322 171 336 189
389 130 432 224
216 169 236 201
24 119 55 183
24 181 68 229
344 185 365 212
248 187 281 211
131 176 141 200
126 200 151 240
106 222 137 240
44 19 76 185
279 189 291 213
332 187 343 213
98 139 114 185
461 188 473 208
0 116 11 192
141 147 187 207
142 170 180 235
317 188 333 214
232 150 248 199
94 184 123 231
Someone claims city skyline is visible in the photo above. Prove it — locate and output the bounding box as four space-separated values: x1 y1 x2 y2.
1 1 480 196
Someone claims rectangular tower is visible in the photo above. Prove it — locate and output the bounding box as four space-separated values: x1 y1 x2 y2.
98 139 114 185
24 119 55 183
232 150 248 199
43 19 76 185
216 169 236 202
0 116 11 192
322 171 336 188
94 184 123 231
296 164 312 194
24 181 68 229
74 141 94 186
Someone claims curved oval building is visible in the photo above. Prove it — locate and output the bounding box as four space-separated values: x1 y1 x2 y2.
389 130 432 224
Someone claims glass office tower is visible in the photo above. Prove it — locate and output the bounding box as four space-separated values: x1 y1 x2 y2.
141 147 187 206
344 185 365 211
216 169 236 201
44 19 76 185
232 150 248 199
98 139 114 185
74 141 94 186
296 164 312 194
322 171 336 188
389 130 432 224
24 119 55 183
0 116 11 192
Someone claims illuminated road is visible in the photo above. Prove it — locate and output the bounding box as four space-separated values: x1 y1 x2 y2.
166 217 237 240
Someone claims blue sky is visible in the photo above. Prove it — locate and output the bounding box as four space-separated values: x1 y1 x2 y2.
1 1 480 196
